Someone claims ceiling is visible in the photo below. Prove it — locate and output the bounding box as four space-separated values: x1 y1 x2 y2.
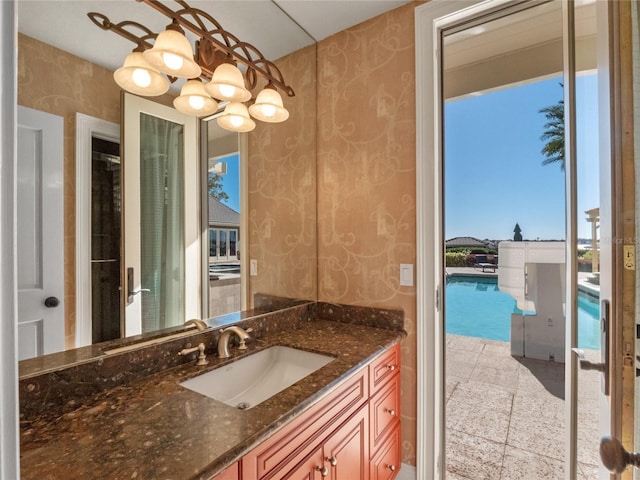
17 0 410 74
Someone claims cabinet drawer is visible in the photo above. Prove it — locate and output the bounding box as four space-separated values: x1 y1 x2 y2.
369 344 400 394
242 367 368 480
370 425 401 480
370 372 400 450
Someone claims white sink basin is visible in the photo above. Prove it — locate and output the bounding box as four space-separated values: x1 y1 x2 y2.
180 346 335 409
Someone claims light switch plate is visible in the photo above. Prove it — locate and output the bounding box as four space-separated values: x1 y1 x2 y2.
400 263 414 286
250 259 258 276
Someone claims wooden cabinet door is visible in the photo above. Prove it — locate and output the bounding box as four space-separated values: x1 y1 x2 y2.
276 447 325 480
324 409 369 480
370 427 400 480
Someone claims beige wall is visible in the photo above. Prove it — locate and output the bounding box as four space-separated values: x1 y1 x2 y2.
248 44 318 303
317 3 418 464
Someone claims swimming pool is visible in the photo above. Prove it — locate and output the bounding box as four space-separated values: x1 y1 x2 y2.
445 275 601 349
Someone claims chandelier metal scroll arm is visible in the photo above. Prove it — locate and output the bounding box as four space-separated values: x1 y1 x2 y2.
87 12 157 51
140 0 295 97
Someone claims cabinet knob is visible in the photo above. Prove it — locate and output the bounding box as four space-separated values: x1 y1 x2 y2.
326 456 338 466
385 464 396 472
316 465 328 477
386 408 396 416
387 364 396 371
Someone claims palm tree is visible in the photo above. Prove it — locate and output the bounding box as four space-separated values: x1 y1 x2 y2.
208 172 229 202
539 98 565 171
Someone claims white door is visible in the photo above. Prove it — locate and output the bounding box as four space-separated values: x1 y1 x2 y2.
123 93 201 337
17 106 65 360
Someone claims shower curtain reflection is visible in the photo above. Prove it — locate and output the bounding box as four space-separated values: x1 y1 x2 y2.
139 113 185 332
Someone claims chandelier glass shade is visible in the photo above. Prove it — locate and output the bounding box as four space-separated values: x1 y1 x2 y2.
113 51 170 96
205 63 252 103
89 1 294 132
248 86 290 123
173 79 219 117
216 102 256 133
142 22 202 79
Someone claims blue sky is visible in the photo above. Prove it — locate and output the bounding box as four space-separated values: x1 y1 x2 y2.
444 74 599 241
217 153 240 212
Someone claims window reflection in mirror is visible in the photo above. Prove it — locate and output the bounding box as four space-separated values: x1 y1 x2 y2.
204 121 243 318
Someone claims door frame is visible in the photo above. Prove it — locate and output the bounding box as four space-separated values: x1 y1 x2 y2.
122 92 201 336
415 0 617 478
0 1 19 476
75 113 120 348
415 1 489 476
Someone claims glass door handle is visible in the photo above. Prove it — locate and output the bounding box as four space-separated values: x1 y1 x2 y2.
600 436 640 473
126 267 150 304
571 348 605 372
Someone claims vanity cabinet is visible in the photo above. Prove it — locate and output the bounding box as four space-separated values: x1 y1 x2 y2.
368 344 401 479
232 343 401 480
241 367 368 480
281 408 368 480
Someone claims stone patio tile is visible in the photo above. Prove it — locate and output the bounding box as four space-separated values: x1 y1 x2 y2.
516 368 565 398
500 445 564 480
480 340 513 357
448 334 488 353
507 414 565 461
445 335 600 478
446 429 504 480
446 377 460 403
446 472 474 480
447 347 481 365
469 363 520 392
446 395 512 444
511 391 564 426
475 352 521 373
447 359 476 381
450 380 514 414
577 461 599 480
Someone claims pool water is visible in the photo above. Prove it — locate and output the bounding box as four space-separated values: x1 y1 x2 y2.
445 275 601 350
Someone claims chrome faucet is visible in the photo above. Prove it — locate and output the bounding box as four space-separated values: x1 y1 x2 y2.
217 326 252 358
184 319 208 331
178 342 208 366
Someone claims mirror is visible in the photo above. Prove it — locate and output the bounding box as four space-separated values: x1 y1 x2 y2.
16 0 317 361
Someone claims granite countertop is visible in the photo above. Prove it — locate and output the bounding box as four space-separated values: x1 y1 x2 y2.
20 319 404 480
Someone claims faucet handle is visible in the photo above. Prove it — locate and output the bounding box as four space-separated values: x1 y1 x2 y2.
238 328 253 350
178 342 208 366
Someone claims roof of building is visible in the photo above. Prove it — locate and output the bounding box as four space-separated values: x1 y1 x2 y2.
445 236 491 248
209 197 239 227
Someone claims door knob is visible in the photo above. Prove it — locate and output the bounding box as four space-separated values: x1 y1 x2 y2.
44 296 60 308
600 435 640 473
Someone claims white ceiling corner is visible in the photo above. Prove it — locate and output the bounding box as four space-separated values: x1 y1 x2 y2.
17 0 413 74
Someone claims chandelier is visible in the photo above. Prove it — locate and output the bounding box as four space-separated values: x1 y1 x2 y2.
89 0 294 133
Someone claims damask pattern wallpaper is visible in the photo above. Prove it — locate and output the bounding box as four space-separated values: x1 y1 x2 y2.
317 3 418 464
247 45 318 304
